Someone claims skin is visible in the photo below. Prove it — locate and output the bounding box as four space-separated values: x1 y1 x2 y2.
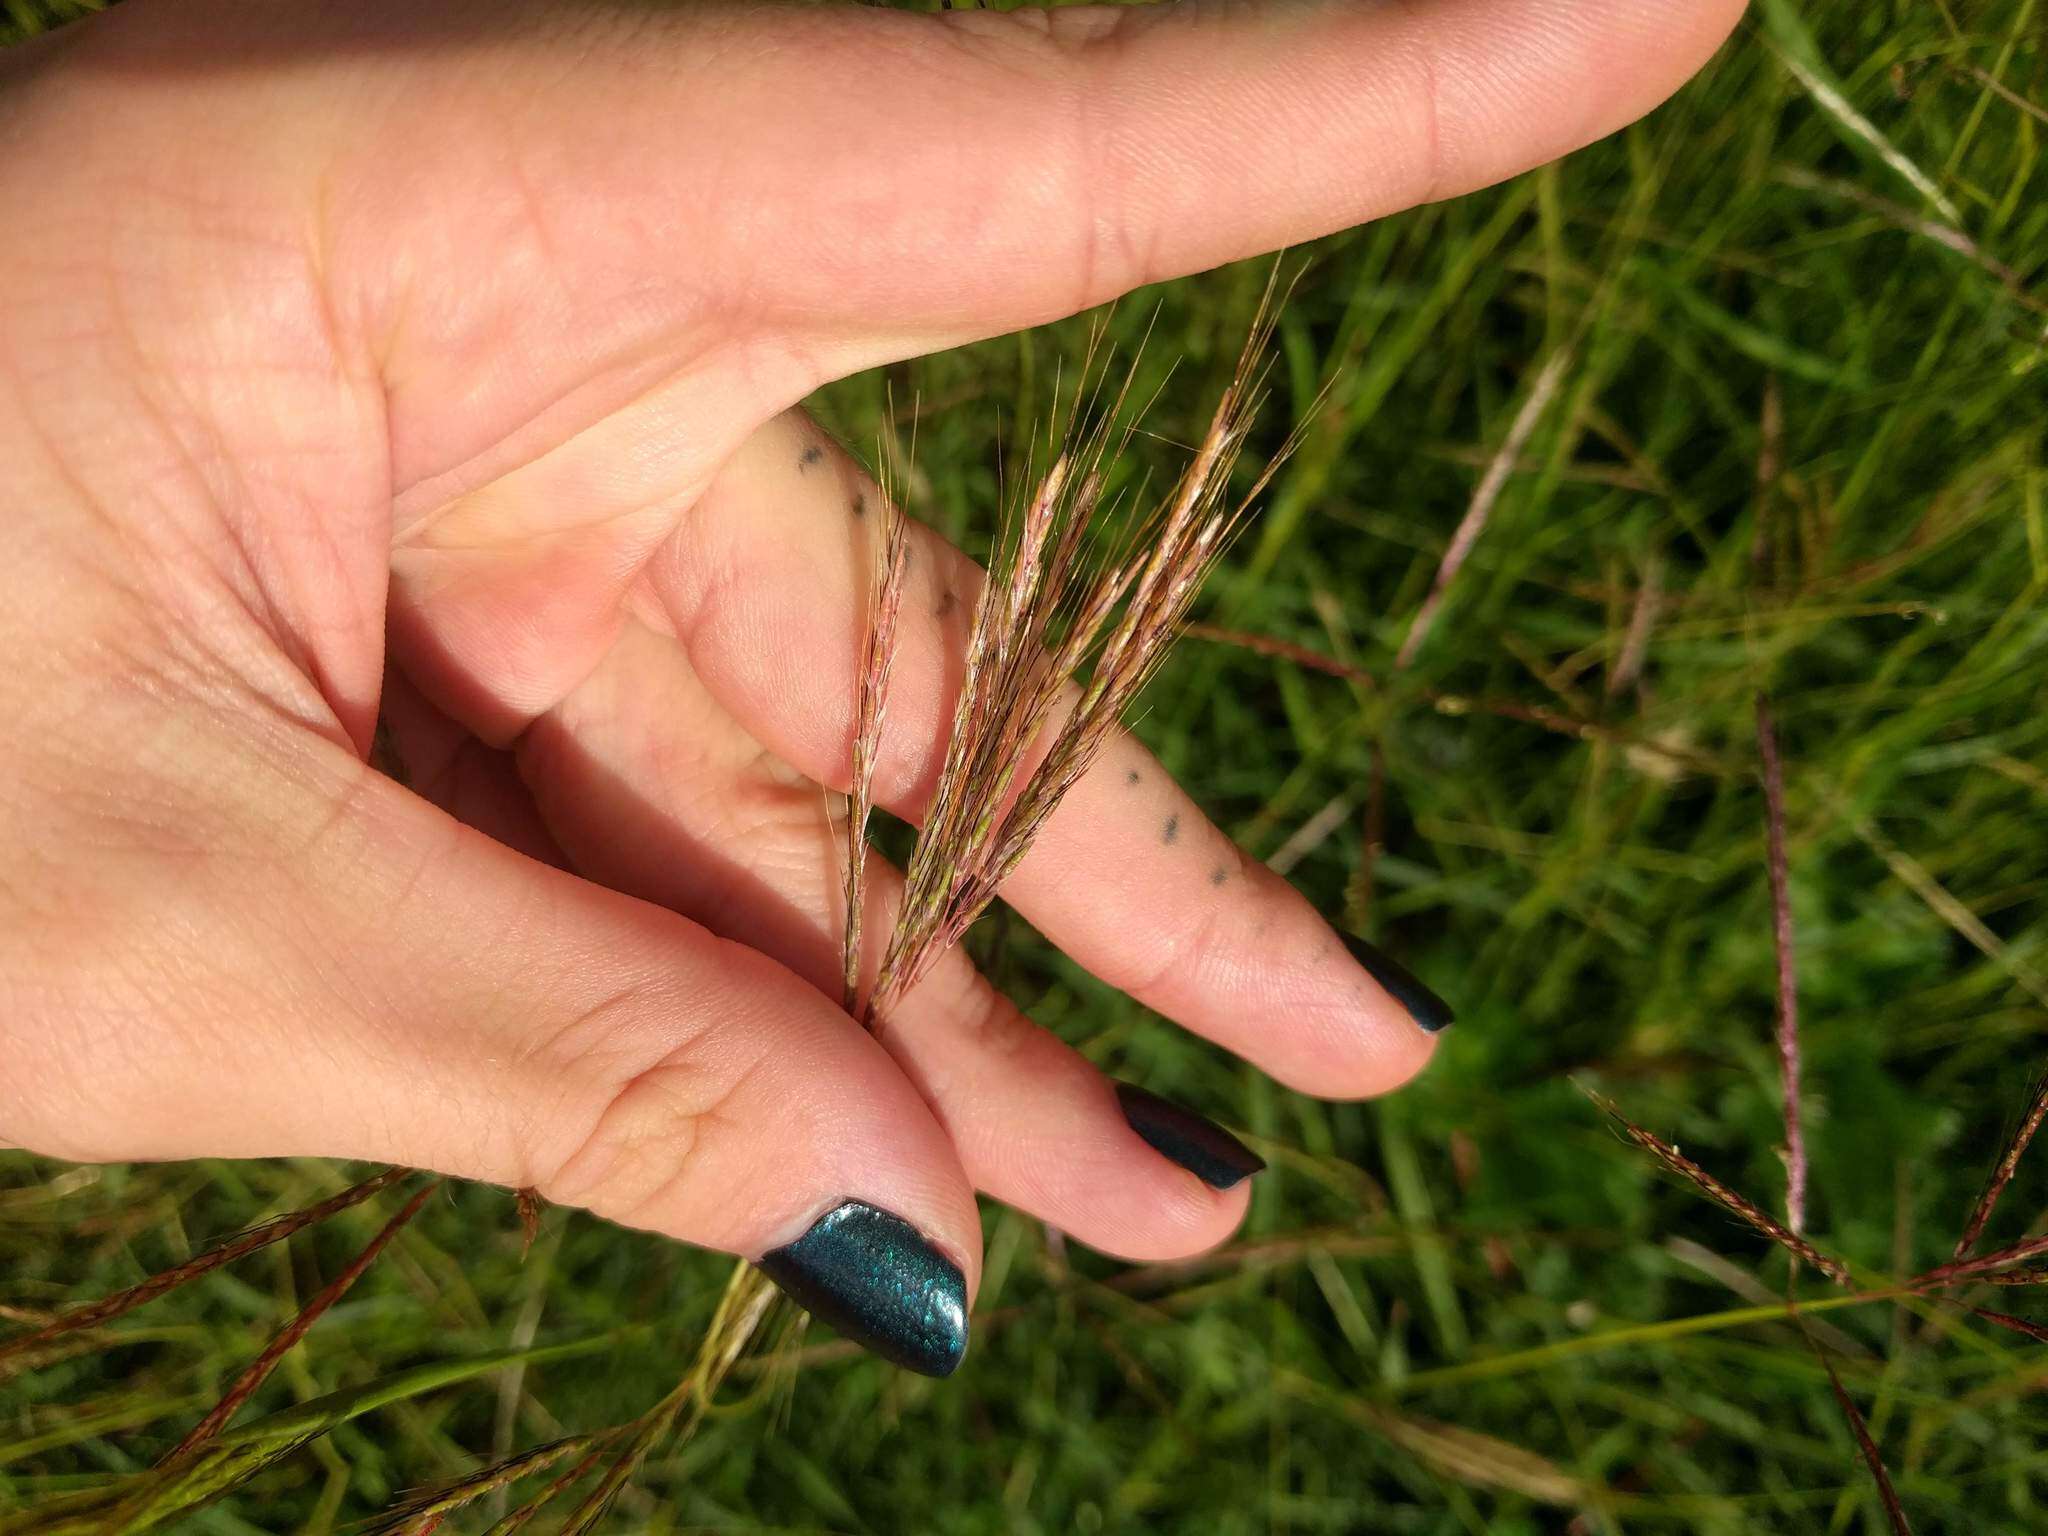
0 0 1745 1302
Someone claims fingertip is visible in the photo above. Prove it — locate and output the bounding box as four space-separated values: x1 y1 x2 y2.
758 1198 974 1378
1243 924 1451 1102
1338 932 1456 1038
1076 1080 1258 1262
945 1060 1251 1264
1114 1081 1266 1192
1093 1161 1254 1265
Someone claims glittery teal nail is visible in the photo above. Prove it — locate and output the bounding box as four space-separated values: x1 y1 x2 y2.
759 1201 967 1377
1115 1082 1265 1190
1341 933 1455 1034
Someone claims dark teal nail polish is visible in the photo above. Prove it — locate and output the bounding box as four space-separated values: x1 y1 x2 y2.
1341 933 1455 1033
1115 1082 1266 1190
759 1201 967 1377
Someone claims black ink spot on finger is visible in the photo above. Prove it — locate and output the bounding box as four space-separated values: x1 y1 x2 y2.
1125 769 1141 786
936 588 957 620
1210 865 1228 886
849 491 866 518
799 444 826 471
1162 814 1180 845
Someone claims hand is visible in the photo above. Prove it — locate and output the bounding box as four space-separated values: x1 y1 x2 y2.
0 0 1741 1370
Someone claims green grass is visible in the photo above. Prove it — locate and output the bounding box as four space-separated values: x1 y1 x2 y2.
5 0 2048 1531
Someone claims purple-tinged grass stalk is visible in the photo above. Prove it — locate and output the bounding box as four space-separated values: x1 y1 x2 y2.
1182 621 1726 777
0 1165 411 1371
1961 1266 2048 1287
1579 1085 1848 1284
549 1263 778 1536
1914 1229 2048 1286
162 1179 442 1462
1801 1321 1914 1535
1949 1299 2048 1345
1951 1068 2048 1260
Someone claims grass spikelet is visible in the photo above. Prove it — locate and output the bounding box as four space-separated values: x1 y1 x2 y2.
0 1166 410 1370
1580 1086 1848 1284
1803 1326 1913 1534
365 1435 600 1536
1949 1300 2048 1344
842 486 909 1014
1916 1230 2048 1286
1967 1266 2048 1287
163 1179 441 1461
866 280 1299 1026
1952 1066 2048 1260
514 1186 544 1256
548 1264 778 1536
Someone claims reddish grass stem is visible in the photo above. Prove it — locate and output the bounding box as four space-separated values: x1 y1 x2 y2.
0 1166 410 1367
1582 1087 1847 1284
368 1435 600 1536
843 496 909 1014
1951 1071 2048 1260
162 1179 441 1461
1916 1230 2048 1286
477 1436 620 1536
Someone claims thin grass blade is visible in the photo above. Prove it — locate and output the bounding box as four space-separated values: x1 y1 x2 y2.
1581 1086 1847 1283
0 1167 409 1369
162 1179 441 1461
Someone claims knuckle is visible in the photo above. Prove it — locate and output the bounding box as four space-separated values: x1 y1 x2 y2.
534 963 780 1237
1122 894 1229 1007
921 958 1038 1064
537 1038 718 1233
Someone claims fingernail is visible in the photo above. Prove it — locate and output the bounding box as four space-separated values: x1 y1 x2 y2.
758 1200 968 1377
1114 1082 1266 1190
1340 933 1455 1034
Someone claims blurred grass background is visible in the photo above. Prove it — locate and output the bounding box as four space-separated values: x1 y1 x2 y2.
4 0 2047 1530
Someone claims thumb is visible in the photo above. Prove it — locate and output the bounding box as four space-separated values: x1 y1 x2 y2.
0 717 978 1377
